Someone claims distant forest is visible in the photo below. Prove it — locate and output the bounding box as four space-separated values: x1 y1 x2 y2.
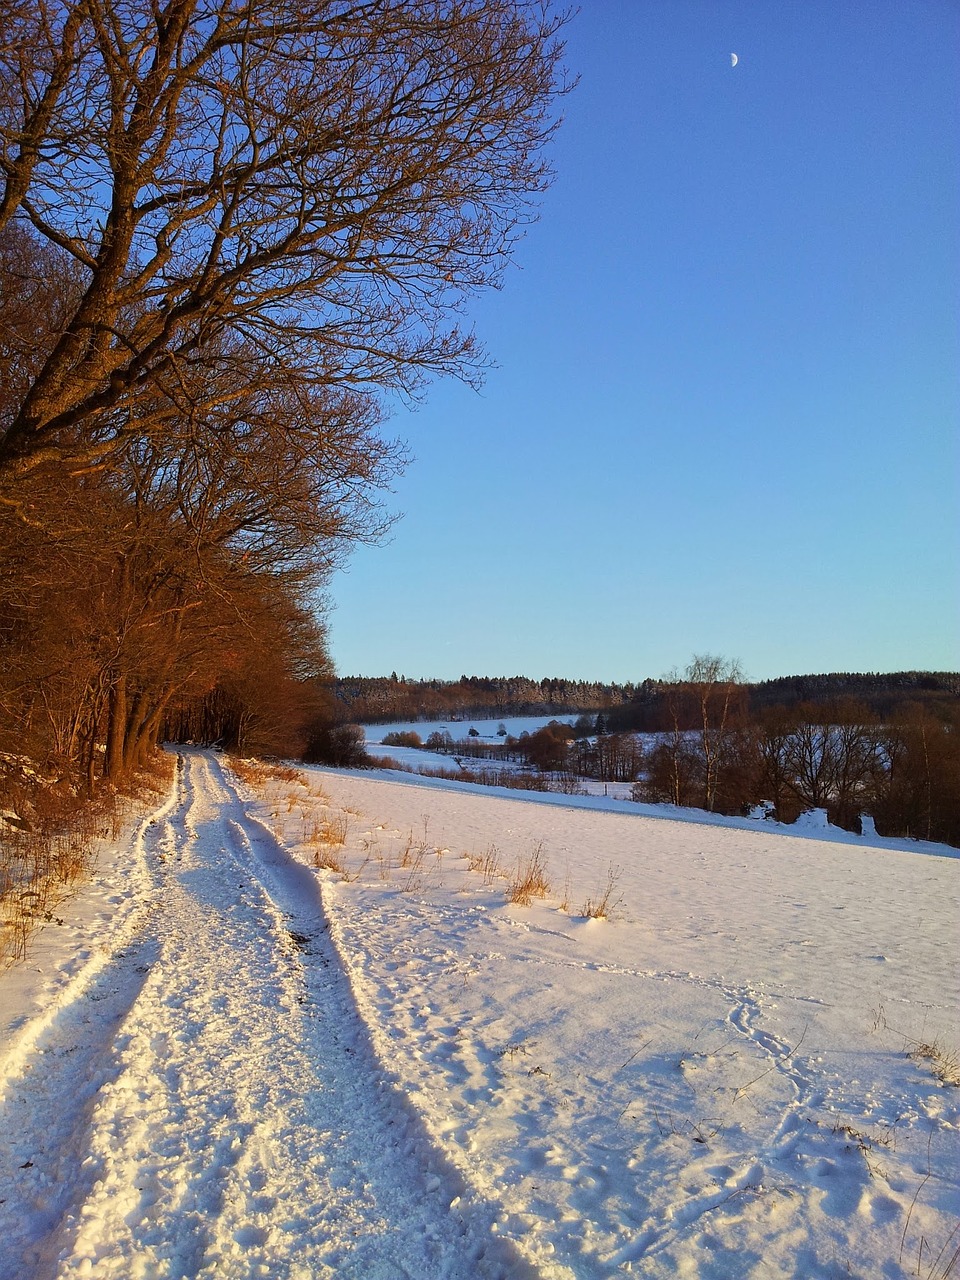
332 670 960 726
347 667 959 847
331 674 634 722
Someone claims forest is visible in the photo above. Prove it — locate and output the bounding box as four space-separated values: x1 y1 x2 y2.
0 1 566 792
331 669 959 725
329 673 637 722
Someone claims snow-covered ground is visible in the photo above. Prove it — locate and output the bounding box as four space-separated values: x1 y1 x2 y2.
363 716 575 745
1 750 957 1278
363 716 559 784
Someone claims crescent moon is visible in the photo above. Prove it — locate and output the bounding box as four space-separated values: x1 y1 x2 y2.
731 52 739 67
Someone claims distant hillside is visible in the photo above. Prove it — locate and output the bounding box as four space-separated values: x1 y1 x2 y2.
749 670 960 712
331 670 959 727
606 671 960 732
329 674 635 723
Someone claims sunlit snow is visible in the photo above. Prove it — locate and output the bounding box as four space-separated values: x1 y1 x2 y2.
1 750 957 1279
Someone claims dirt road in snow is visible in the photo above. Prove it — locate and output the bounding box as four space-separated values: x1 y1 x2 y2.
0 751 535 1280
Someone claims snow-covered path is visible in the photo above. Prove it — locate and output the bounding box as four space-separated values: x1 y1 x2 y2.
0 752 532 1280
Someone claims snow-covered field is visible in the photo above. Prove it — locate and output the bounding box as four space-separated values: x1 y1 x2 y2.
363 715 567 784
1 750 957 1278
363 716 571 745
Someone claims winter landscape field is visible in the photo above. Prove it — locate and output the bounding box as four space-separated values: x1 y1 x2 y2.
1 749 957 1279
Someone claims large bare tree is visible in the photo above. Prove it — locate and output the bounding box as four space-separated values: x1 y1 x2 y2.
0 0 567 478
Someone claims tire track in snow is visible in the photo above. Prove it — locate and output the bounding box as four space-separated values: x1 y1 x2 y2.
2 751 542 1280
0 769 177 1280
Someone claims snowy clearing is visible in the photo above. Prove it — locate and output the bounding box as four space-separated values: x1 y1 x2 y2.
362 717 568 745
1 750 958 1279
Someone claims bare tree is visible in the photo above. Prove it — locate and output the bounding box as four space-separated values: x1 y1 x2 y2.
685 654 744 811
0 0 568 478
828 700 880 830
755 705 801 819
874 704 960 845
782 711 836 812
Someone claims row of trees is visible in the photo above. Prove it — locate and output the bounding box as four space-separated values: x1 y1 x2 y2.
334 669 959 731
410 721 637 785
606 669 960 732
331 673 636 722
2 395 400 778
408 658 959 845
0 1 567 786
639 698 959 845
621 658 959 846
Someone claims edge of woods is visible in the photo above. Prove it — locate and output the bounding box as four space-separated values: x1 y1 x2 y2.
0 749 176 968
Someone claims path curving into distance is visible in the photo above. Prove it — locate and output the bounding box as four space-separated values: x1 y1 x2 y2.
0 751 540 1280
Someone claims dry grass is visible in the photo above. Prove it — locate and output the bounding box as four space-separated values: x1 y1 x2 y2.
507 842 551 906
306 810 350 876
917 1221 960 1279
899 1142 960 1280
875 1006 960 1092
465 843 505 884
229 754 353 879
0 753 173 968
398 830 427 869
312 845 348 875
558 864 572 913
910 1040 960 1089
579 863 623 920
399 848 428 893
228 756 271 788
228 756 301 790
312 812 349 847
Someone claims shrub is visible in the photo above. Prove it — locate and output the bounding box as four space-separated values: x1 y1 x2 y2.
303 723 369 767
382 731 423 748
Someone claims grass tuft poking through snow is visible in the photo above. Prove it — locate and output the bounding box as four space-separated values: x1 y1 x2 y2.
507 841 551 906
910 1039 960 1090
465 842 504 884
579 862 623 919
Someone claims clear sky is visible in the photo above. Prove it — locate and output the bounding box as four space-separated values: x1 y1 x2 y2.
327 0 959 685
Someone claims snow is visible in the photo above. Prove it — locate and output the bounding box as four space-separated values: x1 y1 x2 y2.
1 749 957 1278
363 715 576 745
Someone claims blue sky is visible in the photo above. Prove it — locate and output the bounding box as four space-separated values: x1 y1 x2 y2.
327 0 958 685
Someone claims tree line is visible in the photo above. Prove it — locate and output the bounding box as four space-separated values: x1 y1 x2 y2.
636 695 959 847
606 669 960 732
0 0 567 793
402 720 643 782
387 659 960 846
332 673 637 723
608 658 959 845
332 669 959 728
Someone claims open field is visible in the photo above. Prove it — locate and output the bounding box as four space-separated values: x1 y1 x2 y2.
1 750 957 1278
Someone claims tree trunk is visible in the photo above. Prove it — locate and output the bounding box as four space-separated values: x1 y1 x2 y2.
105 672 127 781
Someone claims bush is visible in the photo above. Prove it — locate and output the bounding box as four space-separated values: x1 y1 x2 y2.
381 730 423 748
303 723 369 767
